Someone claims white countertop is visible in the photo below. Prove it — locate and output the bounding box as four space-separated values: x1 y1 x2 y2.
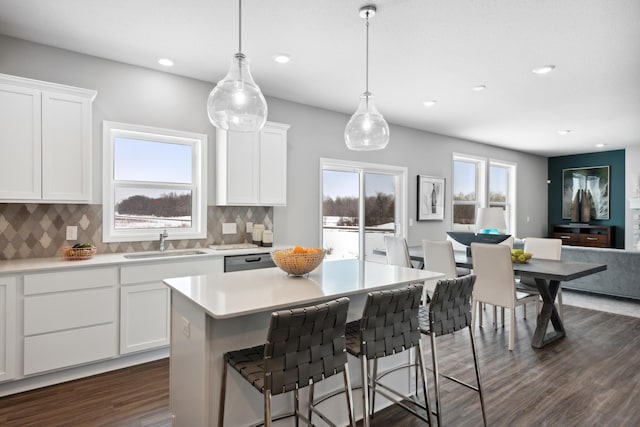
0 245 286 275
164 259 443 319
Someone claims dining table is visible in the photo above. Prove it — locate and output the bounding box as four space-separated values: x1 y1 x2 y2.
389 245 607 349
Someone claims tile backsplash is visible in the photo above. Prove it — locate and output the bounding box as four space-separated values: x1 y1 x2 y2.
0 204 273 260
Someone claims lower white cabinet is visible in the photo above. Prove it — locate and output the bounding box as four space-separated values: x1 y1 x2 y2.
23 267 118 375
119 257 222 355
0 255 224 395
120 283 170 354
0 277 17 383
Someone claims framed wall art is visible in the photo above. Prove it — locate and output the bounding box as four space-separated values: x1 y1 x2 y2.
562 165 610 220
417 175 445 221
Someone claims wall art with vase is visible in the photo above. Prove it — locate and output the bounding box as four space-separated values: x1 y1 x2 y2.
417 175 445 221
562 166 610 221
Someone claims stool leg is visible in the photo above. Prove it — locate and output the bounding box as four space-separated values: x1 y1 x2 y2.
294 389 300 427
417 340 433 426
469 326 487 426
264 390 272 427
370 359 378 417
360 355 371 427
308 383 314 425
218 360 228 427
343 363 357 427
429 333 441 426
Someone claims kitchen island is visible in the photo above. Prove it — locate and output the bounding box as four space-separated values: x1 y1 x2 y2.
164 259 443 426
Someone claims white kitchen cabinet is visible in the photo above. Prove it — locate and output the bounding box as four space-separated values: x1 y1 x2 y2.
120 283 170 354
23 267 118 375
0 277 17 383
216 121 289 206
0 73 96 202
119 257 222 354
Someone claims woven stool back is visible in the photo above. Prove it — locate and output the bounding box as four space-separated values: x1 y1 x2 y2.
263 297 350 396
358 284 423 360
429 274 476 336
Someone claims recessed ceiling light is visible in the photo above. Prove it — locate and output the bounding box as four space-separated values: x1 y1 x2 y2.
558 129 572 135
532 65 556 75
158 58 174 67
272 53 291 64
596 143 607 148
472 85 487 91
423 100 437 107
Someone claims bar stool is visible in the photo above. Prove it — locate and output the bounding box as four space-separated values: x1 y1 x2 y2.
418 274 487 426
344 284 433 426
218 297 356 427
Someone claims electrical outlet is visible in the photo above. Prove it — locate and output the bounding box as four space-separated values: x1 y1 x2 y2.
222 223 237 234
182 317 191 337
66 226 78 240
246 222 253 233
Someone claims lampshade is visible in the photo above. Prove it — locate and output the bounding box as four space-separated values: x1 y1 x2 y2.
206 0 267 132
345 5 389 151
476 207 507 233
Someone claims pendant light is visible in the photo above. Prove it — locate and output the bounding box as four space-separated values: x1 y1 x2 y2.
344 5 389 151
207 0 267 132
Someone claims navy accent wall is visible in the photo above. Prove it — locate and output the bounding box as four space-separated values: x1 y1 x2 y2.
548 149 625 248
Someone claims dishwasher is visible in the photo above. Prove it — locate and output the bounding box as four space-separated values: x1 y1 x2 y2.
224 253 276 272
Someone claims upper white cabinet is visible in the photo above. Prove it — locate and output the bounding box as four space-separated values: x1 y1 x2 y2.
0 74 96 203
216 121 290 206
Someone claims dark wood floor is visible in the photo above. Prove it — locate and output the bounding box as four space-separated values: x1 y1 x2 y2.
2 303 639 426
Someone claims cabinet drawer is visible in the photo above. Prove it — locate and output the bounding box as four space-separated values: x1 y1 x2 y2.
24 323 117 375
24 267 118 295
579 234 609 247
551 232 580 245
24 287 116 336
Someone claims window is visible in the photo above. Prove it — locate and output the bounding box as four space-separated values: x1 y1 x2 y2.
320 158 407 262
103 121 207 243
452 153 516 234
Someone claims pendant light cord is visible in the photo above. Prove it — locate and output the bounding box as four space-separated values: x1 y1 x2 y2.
365 11 370 93
238 0 242 53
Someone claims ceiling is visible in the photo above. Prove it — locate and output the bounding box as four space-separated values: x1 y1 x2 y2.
1 0 639 157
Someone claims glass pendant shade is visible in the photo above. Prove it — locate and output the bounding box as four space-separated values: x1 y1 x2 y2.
345 91 389 151
207 53 268 132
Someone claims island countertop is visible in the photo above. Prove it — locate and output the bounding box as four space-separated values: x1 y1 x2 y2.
164 259 443 319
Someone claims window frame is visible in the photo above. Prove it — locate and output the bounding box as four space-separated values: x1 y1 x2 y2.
102 121 207 243
452 153 516 235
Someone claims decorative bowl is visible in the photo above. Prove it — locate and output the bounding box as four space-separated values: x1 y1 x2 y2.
271 247 325 276
511 250 532 264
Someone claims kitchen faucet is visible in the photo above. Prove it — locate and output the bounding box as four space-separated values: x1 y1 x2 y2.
159 229 168 252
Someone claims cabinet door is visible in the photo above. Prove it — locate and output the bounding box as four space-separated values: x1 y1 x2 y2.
0 277 17 383
120 283 170 354
216 129 259 205
0 84 42 200
42 91 92 201
259 125 287 205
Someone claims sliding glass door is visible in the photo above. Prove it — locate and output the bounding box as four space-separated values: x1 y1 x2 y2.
321 159 407 261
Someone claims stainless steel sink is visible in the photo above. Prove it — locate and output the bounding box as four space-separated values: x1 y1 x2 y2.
124 250 208 260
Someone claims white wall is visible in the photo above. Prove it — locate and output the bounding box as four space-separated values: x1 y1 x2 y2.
625 146 640 249
0 35 550 247
270 96 550 246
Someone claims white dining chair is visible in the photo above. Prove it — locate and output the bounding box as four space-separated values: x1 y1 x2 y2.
384 235 412 268
518 237 564 321
470 243 538 351
422 239 457 280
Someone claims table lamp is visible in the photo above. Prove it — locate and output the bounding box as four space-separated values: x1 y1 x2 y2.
476 207 507 234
